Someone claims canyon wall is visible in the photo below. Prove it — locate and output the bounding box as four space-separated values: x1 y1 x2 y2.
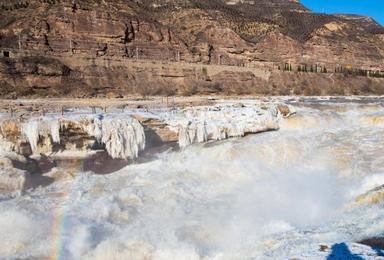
0 0 383 97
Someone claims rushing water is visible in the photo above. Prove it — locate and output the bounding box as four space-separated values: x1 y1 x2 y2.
1 99 384 259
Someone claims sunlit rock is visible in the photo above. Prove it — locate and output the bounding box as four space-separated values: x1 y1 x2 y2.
355 185 384 205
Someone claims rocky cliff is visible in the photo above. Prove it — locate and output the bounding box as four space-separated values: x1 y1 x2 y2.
0 0 383 97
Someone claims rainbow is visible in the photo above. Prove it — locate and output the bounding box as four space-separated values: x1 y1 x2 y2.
49 159 85 260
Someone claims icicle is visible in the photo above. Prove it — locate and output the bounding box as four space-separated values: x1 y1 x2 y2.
211 124 227 141
178 121 208 148
84 118 103 142
49 120 60 144
196 122 208 143
100 118 146 160
21 121 40 153
187 123 197 144
172 104 283 148
227 122 245 138
178 125 192 149
132 119 146 151
79 117 145 159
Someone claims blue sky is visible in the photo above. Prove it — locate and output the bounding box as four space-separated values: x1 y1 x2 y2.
300 0 384 25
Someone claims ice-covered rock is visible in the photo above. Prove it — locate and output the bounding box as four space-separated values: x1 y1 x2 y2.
82 117 103 142
178 121 209 148
0 102 289 158
20 119 62 155
80 117 145 159
0 157 30 194
169 105 280 148
100 118 145 160
5 116 146 160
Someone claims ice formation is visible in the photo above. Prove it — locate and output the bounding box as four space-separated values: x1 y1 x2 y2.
82 117 146 159
82 117 103 141
178 121 209 148
1 98 384 259
84 118 146 160
21 121 40 153
49 120 61 144
15 116 146 159
1 101 289 157
172 105 280 148
20 119 62 154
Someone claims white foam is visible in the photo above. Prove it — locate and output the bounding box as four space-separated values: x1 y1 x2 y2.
67 225 93 259
0 210 44 257
1 100 384 259
353 173 384 197
85 239 154 260
0 170 29 194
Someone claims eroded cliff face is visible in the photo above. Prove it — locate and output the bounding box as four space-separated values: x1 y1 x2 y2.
0 0 383 97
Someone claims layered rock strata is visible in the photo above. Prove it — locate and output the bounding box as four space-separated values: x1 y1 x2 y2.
0 0 383 97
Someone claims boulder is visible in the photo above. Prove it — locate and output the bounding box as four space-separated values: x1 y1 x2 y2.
0 157 30 194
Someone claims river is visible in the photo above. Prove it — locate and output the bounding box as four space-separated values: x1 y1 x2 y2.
1 98 384 259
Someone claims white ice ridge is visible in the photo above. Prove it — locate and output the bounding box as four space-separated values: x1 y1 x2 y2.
19 116 145 160
84 117 146 160
5 103 284 157
167 105 281 148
